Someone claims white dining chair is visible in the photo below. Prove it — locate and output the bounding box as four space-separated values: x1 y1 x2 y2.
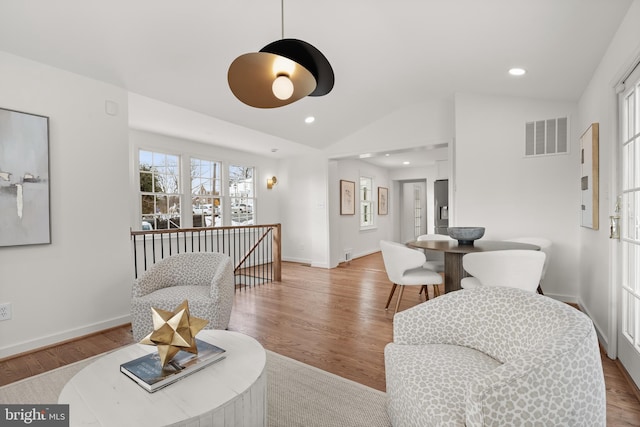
460 250 546 293
380 240 443 314
504 237 552 294
416 233 453 273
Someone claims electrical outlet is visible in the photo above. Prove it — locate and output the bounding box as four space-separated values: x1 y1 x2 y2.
0 302 11 321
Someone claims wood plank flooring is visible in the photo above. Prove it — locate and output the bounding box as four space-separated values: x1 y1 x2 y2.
1 252 639 425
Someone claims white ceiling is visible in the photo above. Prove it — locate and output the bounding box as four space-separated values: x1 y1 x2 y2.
0 0 633 168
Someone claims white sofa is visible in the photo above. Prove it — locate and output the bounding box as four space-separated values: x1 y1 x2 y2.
130 252 234 342
384 287 606 426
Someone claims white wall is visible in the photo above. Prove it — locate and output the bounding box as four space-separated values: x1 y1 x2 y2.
454 92 579 301
277 154 330 267
328 159 392 266
577 0 640 352
0 52 132 358
325 98 454 157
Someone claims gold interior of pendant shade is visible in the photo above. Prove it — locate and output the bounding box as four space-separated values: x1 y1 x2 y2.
228 52 317 108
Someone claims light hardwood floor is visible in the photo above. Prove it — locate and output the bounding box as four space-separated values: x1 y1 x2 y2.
1 252 639 425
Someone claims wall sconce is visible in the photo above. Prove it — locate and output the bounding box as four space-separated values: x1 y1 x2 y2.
267 176 278 189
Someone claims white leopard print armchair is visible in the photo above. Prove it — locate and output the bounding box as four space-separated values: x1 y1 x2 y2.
130 252 234 342
384 286 606 426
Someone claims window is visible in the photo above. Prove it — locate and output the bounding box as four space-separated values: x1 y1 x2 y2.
360 176 374 228
191 157 222 227
139 150 181 230
414 185 422 238
229 165 255 225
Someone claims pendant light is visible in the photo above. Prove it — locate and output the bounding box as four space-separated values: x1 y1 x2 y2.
228 0 334 108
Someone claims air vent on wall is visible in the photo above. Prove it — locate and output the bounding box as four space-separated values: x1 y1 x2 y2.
525 117 568 157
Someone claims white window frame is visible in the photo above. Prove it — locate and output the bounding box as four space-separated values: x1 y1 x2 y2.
360 176 375 229
138 149 182 230
191 157 223 228
229 164 256 225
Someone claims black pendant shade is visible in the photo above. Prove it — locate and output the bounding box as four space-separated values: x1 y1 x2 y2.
259 39 334 97
228 38 334 108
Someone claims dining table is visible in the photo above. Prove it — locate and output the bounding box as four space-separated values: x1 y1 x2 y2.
406 239 540 293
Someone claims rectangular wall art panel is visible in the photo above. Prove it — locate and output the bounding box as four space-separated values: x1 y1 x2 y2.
0 107 51 246
580 123 599 230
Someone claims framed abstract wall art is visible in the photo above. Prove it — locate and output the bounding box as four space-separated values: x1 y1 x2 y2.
378 187 388 215
580 122 599 230
0 107 51 246
340 180 355 215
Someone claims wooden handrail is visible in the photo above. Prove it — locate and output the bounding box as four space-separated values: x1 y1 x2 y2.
130 223 281 236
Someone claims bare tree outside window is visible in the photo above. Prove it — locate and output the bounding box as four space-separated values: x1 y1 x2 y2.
139 150 181 230
191 157 222 227
229 165 255 225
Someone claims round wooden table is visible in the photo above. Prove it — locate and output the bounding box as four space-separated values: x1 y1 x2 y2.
407 240 540 293
58 330 266 427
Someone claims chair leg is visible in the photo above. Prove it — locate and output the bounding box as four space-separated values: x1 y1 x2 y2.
394 286 406 314
385 283 398 310
433 284 440 297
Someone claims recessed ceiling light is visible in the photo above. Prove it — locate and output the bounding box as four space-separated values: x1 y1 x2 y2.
403 161 410 165
385 153 390 157
305 116 315 124
509 68 526 76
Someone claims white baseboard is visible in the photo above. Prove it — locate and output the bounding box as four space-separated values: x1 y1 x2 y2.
311 261 331 269
282 256 312 265
0 315 131 359
343 249 380 264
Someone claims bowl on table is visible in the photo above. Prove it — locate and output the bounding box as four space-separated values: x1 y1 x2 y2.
447 227 485 245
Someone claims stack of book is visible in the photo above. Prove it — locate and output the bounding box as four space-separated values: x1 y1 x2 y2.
120 339 226 392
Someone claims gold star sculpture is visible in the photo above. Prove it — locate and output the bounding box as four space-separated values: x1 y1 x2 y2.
140 300 208 367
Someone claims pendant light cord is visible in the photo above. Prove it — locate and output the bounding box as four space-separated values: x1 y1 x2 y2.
280 0 285 39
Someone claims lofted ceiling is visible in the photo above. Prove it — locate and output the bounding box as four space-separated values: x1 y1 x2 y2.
0 0 633 168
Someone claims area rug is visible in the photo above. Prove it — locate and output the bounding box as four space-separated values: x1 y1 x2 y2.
0 350 391 427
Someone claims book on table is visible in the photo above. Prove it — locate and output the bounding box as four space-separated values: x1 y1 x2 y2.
120 339 226 393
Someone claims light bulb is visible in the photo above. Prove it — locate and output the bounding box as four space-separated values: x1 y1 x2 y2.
272 75 294 100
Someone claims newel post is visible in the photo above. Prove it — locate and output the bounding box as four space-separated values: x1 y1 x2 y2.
273 223 282 281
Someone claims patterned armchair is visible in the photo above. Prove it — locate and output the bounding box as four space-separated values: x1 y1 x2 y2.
130 252 234 341
384 287 605 426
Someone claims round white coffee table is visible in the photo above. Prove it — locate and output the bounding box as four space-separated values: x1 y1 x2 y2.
58 330 266 427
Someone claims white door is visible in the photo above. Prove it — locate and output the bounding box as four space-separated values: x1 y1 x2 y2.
619 64 640 387
400 181 426 242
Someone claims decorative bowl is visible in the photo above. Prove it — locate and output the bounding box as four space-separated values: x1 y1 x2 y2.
447 227 485 245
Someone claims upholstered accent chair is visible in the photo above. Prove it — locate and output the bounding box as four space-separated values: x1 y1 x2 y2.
131 252 234 341
385 287 606 426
